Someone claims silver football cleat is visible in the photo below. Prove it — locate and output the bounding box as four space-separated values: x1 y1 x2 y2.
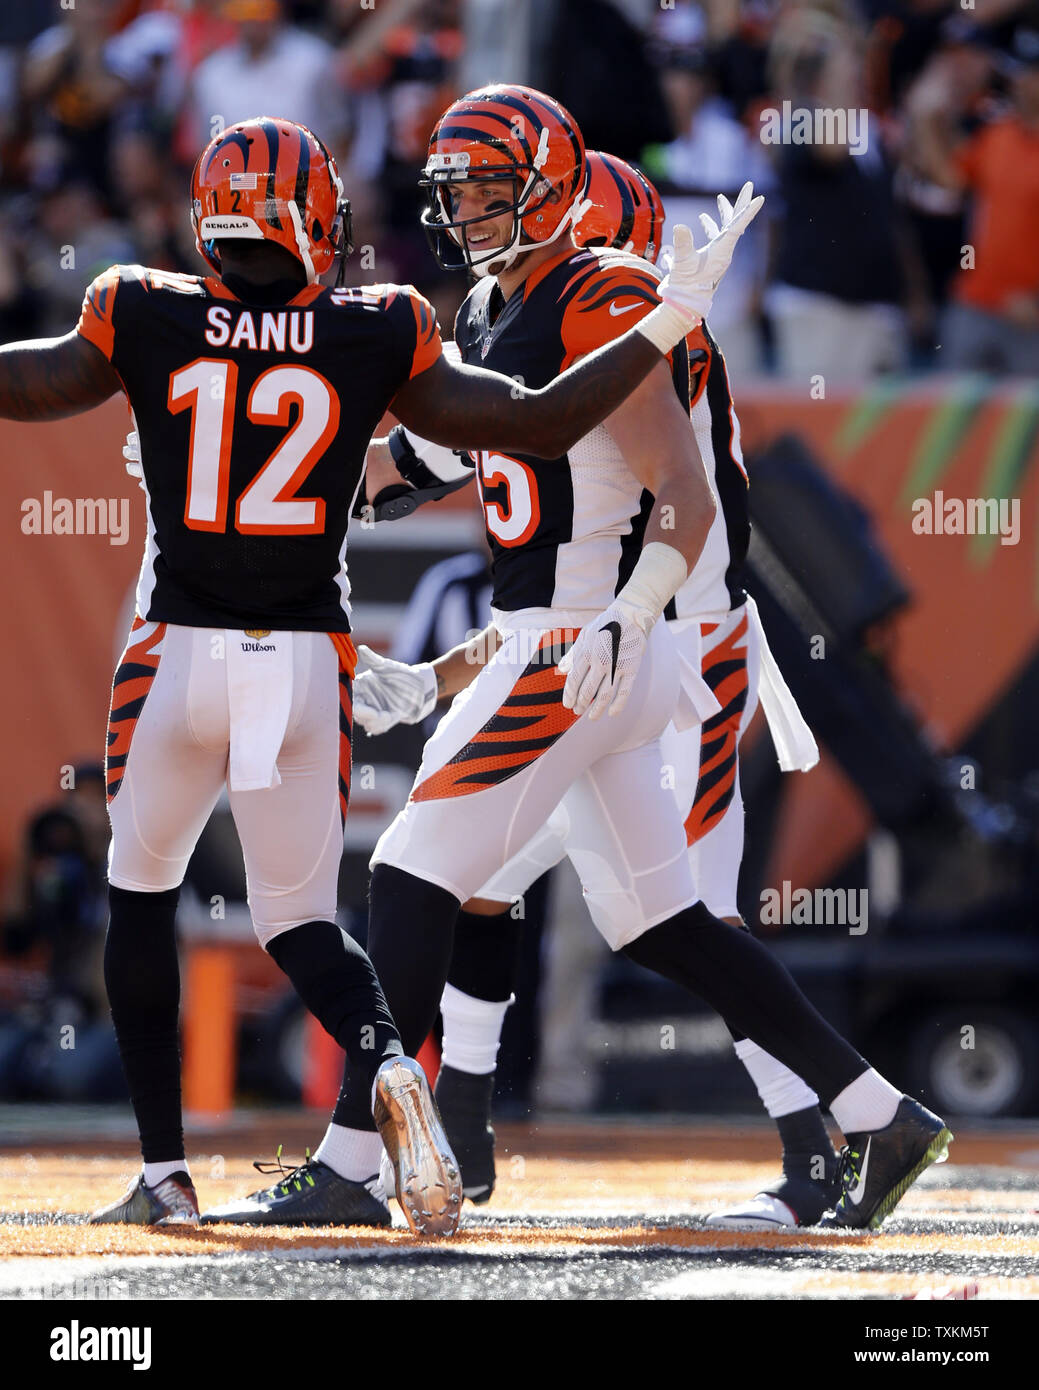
373 1057 463 1238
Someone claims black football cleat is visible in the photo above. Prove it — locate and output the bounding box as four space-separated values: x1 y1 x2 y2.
89 1170 199 1226
200 1154 391 1228
829 1096 953 1231
435 1064 496 1205
374 1056 463 1237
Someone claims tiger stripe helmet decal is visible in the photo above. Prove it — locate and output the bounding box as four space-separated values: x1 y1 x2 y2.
191 117 352 284
575 151 666 265
411 631 580 801
420 85 587 277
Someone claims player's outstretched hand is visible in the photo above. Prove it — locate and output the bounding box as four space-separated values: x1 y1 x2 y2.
352 645 438 736
558 603 648 721
661 182 764 323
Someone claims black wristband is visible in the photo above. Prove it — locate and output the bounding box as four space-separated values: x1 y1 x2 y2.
388 425 441 490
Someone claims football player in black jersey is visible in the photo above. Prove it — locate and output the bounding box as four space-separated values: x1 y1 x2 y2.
357 151 842 1230
291 88 952 1237
0 115 720 1235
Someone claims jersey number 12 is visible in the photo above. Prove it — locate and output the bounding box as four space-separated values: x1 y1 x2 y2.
169 359 340 534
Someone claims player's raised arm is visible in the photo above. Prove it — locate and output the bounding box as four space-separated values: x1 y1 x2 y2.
393 205 761 459
0 330 121 421
392 328 663 460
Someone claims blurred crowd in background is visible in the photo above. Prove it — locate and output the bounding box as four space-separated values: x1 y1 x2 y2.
3 0 1039 1113
0 0 1037 380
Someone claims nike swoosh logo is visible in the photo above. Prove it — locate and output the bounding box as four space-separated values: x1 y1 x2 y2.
608 301 641 316
846 1138 872 1205
603 621 622 682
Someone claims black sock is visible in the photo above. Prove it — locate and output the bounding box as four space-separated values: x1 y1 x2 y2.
105 884 184 1164
776 1106 838 1184
723 921 750 1045
622 903 868 1106
447 907 522 1003
266 920 402 1081
331 864 460 1131
718 923 834 1177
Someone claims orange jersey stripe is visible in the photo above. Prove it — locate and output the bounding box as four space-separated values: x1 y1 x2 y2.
76 266 122 361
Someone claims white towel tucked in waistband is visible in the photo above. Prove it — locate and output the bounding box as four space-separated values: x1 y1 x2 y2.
672 624 723 731
225 629 294 791
744 594 819 773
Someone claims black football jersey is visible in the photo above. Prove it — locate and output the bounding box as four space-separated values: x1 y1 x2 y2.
453 246 748 620
77 265 442 632
454 246 689 614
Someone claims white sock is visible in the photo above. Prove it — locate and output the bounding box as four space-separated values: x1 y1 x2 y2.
829 1069 902 1136
733 1039 820 1117
440 982 511 1075
143 1159 190 1187
315 1124 384 1183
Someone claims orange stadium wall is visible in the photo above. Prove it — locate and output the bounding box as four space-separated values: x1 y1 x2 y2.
2 398 139 884
0 383 1036 896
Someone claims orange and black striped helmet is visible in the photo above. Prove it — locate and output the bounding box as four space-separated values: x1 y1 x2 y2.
419 85 587 277
190 117 352 284
574 152 666 265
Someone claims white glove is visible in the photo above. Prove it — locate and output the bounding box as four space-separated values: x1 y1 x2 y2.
685 182 764 312
558 601 648 721
123 429 144 484
351 644 438 735
637 182 764 352
558 542 689 720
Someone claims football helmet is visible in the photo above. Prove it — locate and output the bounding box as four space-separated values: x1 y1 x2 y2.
420 84 588 277
191 116 352 285
575 152 665 265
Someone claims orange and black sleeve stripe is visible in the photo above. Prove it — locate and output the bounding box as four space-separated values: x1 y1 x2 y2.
558 263 663 370
76 266 124 361
400 284 444 378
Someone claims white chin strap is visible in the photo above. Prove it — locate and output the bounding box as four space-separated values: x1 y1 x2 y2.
467 192 594 280
287 200 318 284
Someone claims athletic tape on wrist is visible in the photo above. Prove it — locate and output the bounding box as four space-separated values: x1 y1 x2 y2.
617 542 689 631
635 302 701 355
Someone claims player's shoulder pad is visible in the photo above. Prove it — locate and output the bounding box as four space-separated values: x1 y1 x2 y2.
76 264 172 360
329 282 441 378
594 247 665 282
556 247 663 367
